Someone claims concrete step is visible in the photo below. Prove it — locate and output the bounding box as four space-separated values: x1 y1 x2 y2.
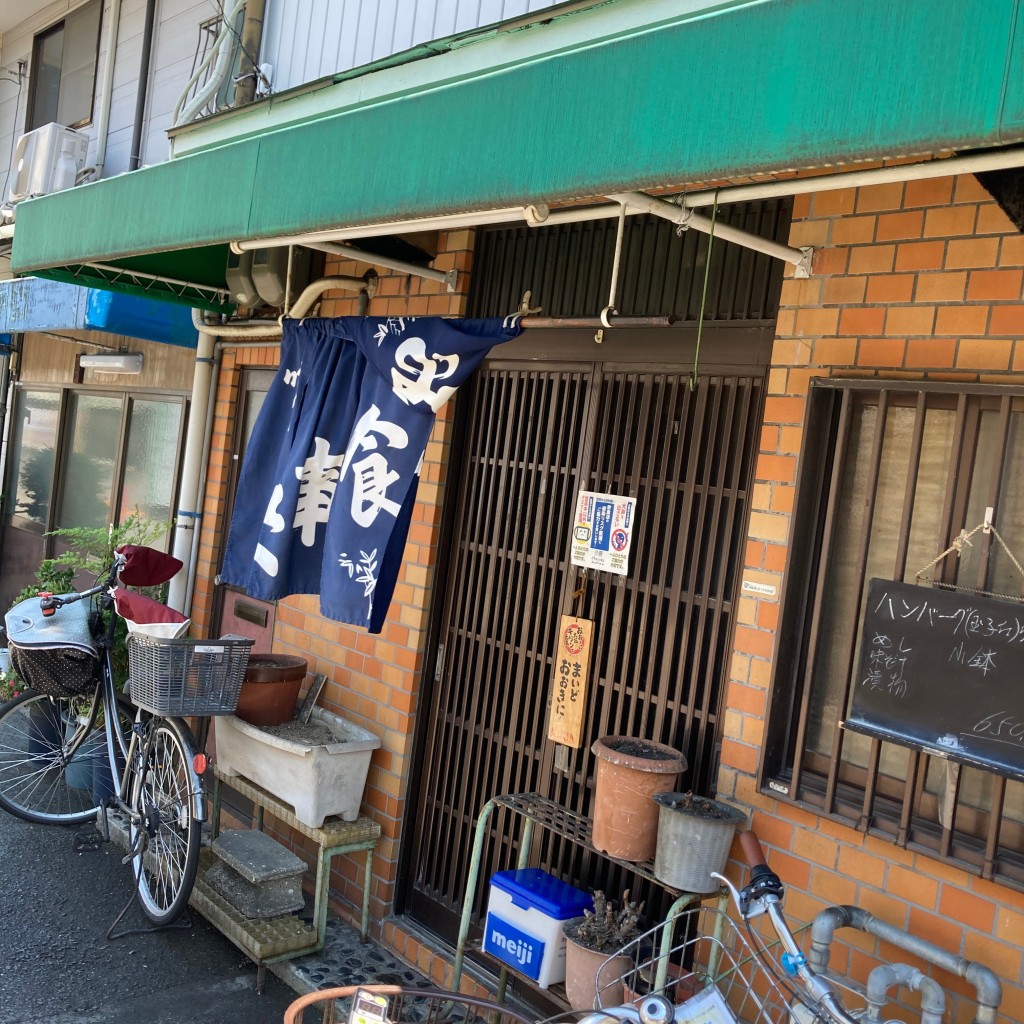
206 829 306 919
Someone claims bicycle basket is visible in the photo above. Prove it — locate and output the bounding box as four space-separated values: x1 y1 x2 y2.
599 904 792 1024
4 596 99 698
128 634 253 716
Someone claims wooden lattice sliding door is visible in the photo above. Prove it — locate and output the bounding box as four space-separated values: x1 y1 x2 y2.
404 326 770 944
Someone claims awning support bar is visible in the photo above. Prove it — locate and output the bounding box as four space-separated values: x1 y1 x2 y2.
607 191 813 277
233 238 457 292
80 261 230 305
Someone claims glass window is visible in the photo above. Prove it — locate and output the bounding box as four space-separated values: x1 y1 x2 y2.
57 394 122 530
5 390 60 528
766 380 1024 890
28 0 102 131
118 400 183 550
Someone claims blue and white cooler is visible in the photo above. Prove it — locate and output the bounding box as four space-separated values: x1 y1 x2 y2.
483 869 593 988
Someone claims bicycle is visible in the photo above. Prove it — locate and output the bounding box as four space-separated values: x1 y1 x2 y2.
0 544 252 927
581 828 1002 1024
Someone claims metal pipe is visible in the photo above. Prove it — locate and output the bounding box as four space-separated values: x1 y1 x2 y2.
91 0 122 179
520 315 677 328
810 905 1002 1022
865 963 945 1024
247 239 456 290
680 145 1024 208
608 191 810 269
129 0 157 171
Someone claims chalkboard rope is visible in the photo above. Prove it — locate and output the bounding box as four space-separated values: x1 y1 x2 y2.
915 519 1024 601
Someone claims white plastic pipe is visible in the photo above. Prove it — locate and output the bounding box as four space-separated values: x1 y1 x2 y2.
174 0 247 126
91 0 123 179
607 191 809 267
167 329 216 612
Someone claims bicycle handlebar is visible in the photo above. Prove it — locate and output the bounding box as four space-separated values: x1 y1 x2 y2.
37 553 126 616
738 829 767 868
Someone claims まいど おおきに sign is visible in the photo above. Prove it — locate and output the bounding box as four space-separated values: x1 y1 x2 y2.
547 615 593 748
570 491 636 576
845 578 1024 782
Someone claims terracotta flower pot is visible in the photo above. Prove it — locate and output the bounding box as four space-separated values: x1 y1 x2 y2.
563 929 633 1010
591 736 687 862
234 654 307 726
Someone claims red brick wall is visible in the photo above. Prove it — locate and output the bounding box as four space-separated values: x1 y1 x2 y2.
192 231 475 941
721 173 1024 1023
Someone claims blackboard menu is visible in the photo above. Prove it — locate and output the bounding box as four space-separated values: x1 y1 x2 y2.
846 578 1024 782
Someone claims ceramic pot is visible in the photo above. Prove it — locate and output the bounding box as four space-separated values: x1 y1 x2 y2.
234 654 307 726
652 792 746 892
591 736 687 862
27 703 63 756
563 929 633 1010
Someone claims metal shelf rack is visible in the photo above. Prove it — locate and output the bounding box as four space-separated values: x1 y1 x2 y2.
452 792 724 1001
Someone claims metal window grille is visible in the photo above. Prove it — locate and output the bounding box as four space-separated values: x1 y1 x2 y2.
766 378 1024 890
181 14 244 120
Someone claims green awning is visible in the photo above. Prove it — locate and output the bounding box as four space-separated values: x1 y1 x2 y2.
13 0 1024 309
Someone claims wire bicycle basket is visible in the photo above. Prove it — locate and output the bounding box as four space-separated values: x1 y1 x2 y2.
127 633 253 716
595 904 795 1024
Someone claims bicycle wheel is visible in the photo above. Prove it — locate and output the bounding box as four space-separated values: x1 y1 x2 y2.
129 716 201 925
0 691 125 825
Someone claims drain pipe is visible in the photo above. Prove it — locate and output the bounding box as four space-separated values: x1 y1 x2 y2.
864 964 945 1024
810 906 1002 1023
128 0 157 170
169 273 374 612
90 0 122 179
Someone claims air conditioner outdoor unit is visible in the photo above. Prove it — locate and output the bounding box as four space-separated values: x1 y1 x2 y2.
8 123 90 204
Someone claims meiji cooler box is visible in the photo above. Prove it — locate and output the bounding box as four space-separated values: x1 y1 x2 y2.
483 869 593 988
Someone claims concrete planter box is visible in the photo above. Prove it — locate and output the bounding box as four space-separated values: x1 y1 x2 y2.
215 707 381 827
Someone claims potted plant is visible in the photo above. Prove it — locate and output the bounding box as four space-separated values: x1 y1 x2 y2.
591 736 687 862
652 791 747 892
562 890 645 1010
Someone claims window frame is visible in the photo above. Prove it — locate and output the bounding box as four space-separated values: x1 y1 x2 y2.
25 0 103 132
3 383 188 554
763 376 1024 891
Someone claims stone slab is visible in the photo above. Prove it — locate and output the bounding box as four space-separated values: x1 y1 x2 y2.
205 858 305 919
212 828 306 883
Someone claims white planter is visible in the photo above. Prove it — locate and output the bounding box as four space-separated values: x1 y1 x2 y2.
214 707 381 827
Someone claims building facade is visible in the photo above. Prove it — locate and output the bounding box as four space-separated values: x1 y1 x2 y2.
2 2 1024 1021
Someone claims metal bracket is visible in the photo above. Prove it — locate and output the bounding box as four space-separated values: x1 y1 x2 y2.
794 246 814 279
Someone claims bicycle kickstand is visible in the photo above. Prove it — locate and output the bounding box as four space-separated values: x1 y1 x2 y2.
73 804 110 853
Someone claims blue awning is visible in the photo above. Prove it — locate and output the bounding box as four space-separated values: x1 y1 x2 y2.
0 277 198 347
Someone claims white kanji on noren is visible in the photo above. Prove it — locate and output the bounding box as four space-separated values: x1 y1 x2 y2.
294 436 347 546
391 337 459 411
254 484 286 576
339 405 409 527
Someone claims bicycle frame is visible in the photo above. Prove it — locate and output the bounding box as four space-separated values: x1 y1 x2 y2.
49 567 206 826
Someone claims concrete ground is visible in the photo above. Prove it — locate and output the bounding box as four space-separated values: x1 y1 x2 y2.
0 810 298 1024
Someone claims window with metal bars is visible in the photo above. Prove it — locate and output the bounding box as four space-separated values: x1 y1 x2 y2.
764 378 1024 889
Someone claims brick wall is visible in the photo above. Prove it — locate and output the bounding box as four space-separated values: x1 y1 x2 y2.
192 231 475 959
720 173 1024 1023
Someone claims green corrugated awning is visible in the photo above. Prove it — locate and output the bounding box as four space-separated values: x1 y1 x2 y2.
12 0 1024 308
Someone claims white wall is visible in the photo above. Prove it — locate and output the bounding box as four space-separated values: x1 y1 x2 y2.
260 0 565 92
0 0 575 193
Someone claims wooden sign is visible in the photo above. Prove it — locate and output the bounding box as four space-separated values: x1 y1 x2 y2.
547 615 594 748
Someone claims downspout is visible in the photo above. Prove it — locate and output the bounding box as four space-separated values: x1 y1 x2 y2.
233 0 266 107
168 274 374 613
91 0 122 179
129 0 158 171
